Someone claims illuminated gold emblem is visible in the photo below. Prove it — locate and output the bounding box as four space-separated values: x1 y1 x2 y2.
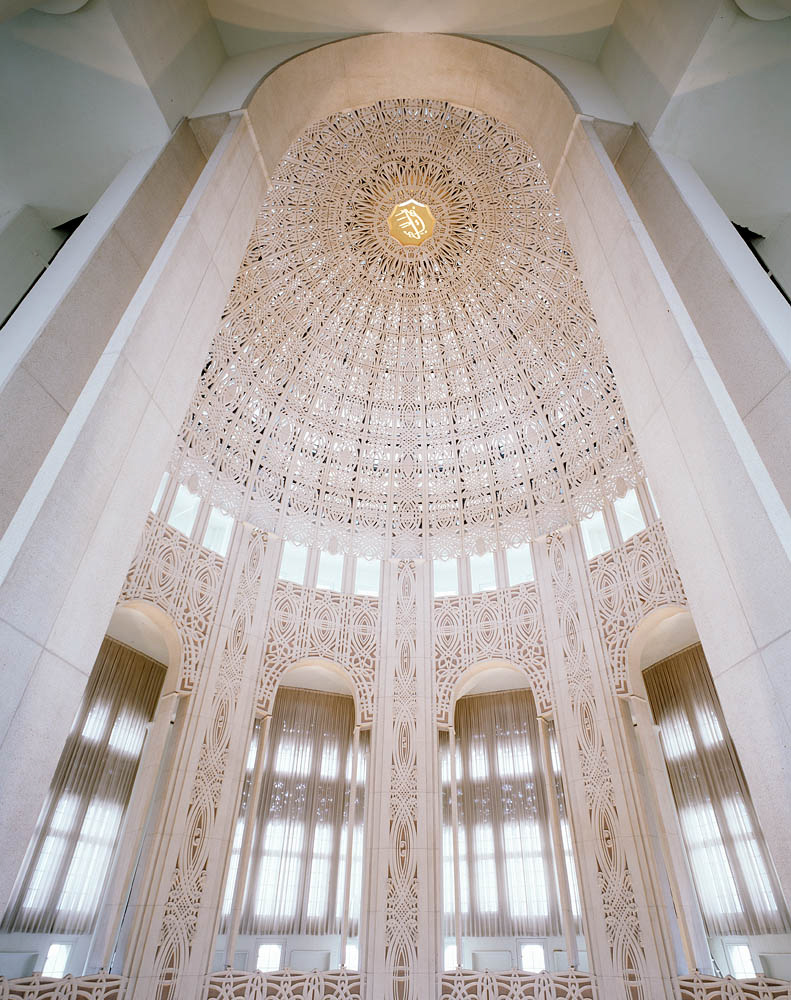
388 199 435 247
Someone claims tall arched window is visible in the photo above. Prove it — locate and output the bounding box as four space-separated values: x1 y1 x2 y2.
219 685 368 973
0 638 165 977
644 642 791 976
440 685 583 973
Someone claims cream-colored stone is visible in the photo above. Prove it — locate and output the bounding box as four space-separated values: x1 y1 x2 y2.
614 126 651 191
673 235 788 418
154 261 227 432
637 401 757 671
663 361 791 648
210 162 264 291
20 228 143 414
714 651 791 893
0 365 67 536
744 372 791 511
123 221 214 395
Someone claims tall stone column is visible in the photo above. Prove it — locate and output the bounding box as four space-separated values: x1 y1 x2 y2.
364 558 438 1000
534 526 678 1000
122 526 275 1000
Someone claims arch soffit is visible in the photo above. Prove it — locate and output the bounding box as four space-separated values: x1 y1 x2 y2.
624 604 697 699
244 33 580 185
268 656 363 727
112 599 184 696
448 657 548 726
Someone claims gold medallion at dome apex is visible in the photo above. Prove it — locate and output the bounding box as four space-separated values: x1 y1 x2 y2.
388 199 436 247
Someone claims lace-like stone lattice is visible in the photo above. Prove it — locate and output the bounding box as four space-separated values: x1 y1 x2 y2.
175 99 640 559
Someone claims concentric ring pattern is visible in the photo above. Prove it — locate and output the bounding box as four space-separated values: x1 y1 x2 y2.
176 99 641 558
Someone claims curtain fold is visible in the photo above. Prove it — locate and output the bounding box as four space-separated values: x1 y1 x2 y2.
236 687 366 938
2 638 164 935
447 688 565 938
645 642 790 936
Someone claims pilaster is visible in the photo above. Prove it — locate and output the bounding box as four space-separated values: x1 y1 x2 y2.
534 526 677 1000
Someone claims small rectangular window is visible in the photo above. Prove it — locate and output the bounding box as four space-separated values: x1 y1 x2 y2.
316 549 344 591
727 942 756 979
580 510 610 559
151 472 169 514
167 484 200 537
469 551 496 592
256 942 282 972
443 942 458 971
613 488 646 542
506 542 534 585
354 557 380 596
433 557 458 597
42 942 71 978
520 942 546 973
345 942 360 971
203 507 234 557
279 541 307 585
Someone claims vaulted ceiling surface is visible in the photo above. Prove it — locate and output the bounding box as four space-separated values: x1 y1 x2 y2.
174 99 642 560
208 0 621 59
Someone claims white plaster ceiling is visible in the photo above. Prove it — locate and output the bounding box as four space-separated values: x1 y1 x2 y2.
652 1 791 237
208 0 621 59
0 0 169 224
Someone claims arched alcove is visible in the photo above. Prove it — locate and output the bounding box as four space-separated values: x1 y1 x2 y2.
450 659 535 718
108 601 183 693
626 605 699 699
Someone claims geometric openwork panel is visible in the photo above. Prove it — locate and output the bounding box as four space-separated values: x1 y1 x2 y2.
433 582 549 725
120 513 226 690
256 581 378 724
588 520 686 695
175 98 640 559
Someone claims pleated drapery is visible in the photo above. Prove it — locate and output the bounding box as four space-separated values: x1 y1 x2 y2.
235 687 367 938
645 643 790 936
2 638 164 935
441 688 566 939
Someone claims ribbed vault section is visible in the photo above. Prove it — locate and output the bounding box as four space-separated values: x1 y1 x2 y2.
175 99 641 558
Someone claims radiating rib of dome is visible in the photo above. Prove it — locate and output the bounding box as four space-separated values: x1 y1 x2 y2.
175 99 641 559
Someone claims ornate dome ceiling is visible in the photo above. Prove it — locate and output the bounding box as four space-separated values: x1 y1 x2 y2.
175 98 641 558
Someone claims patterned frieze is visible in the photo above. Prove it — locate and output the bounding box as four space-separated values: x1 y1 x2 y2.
205 970 362 1000
433 583 549 725
256 581 378 724
121 513 226 691
0 974 126 1000
587 521 686 695
438 969 595 1000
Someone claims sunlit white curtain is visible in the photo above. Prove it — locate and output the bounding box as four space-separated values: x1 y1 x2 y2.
442 688 565 938
645 643 790 936
235 688 367 937
1 638 164 935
